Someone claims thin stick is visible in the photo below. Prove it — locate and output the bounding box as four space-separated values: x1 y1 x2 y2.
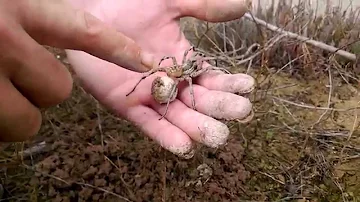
22 164 133 202
272 96 360 112
222 23 227 52
258 171 285 185
104 156 137 201
339 106 359 162
96 102 104 148
243 12 357 61
77 182 132 202
312 66 333 126
257 84 298 92
15 141 46 158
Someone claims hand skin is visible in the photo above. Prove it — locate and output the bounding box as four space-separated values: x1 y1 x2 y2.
0 0 255 159
66 0 255 158
0 0 155 141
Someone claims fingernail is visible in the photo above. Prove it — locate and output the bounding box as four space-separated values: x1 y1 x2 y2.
236 75 256 94
140 51 155 70
236 109 254 123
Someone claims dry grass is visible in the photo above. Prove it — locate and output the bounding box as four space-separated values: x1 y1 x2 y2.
1 0 360 201
181 0 360 200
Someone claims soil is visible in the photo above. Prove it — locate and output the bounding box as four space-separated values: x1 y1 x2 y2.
1 47 253 202
0 45 358 202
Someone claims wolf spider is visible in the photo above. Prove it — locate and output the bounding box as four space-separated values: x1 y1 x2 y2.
126 46 231 120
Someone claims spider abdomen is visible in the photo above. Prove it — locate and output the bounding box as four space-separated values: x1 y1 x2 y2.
151 76 178 104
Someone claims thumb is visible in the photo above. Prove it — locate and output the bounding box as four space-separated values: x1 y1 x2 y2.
16 0 154 72
177 0 252 22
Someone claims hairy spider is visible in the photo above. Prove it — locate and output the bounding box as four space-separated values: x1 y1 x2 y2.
126 46 231 120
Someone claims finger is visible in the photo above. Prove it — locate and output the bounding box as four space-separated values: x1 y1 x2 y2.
150 99 230 149
116 104 195 159
0 76 42 142
161 43 255 96
176 0 251 22
17 0 154 72
2 26 73 108
94 77 195 159
195 70 256 94
177 82 254 122
121 74 230 148
152 42 255 94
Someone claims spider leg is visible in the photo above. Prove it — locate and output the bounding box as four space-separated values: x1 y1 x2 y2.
182 46 196 64
185 76 196 111
159 56 178 67
158 79 180 120
183 51 204 74
196 55 205 69
126 67 167 96
206 66 232 74
190 64 231 78
197 52 219 67
190 66 207 78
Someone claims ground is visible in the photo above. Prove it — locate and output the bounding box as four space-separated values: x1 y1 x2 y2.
1 1 360 201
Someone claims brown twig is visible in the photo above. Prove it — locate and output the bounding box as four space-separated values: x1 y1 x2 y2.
76 182 132 202
243 13 357 61
96 102 104 148
272 96 360 112
22 164 133 202
339 106 360 162
312 65 333 127
104 156 137 201
258 171 285 185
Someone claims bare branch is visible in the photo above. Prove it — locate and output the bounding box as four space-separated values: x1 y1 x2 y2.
243 13 357 61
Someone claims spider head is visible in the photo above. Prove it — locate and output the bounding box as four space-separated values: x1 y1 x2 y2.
167 65 183 78
182 52 205 74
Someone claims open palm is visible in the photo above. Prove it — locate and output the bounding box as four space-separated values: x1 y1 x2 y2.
66 0 255 158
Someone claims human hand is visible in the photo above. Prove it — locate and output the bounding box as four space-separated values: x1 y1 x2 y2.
0 0 155 141
66 0 255 158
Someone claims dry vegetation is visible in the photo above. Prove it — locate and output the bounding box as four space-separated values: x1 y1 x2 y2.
1 0 360 201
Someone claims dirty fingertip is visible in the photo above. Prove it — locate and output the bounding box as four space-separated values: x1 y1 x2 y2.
199 91 253 121
198 72 256 95
199 119 230 148
235 74 256 94
164 142 195 159
218 73 256 94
